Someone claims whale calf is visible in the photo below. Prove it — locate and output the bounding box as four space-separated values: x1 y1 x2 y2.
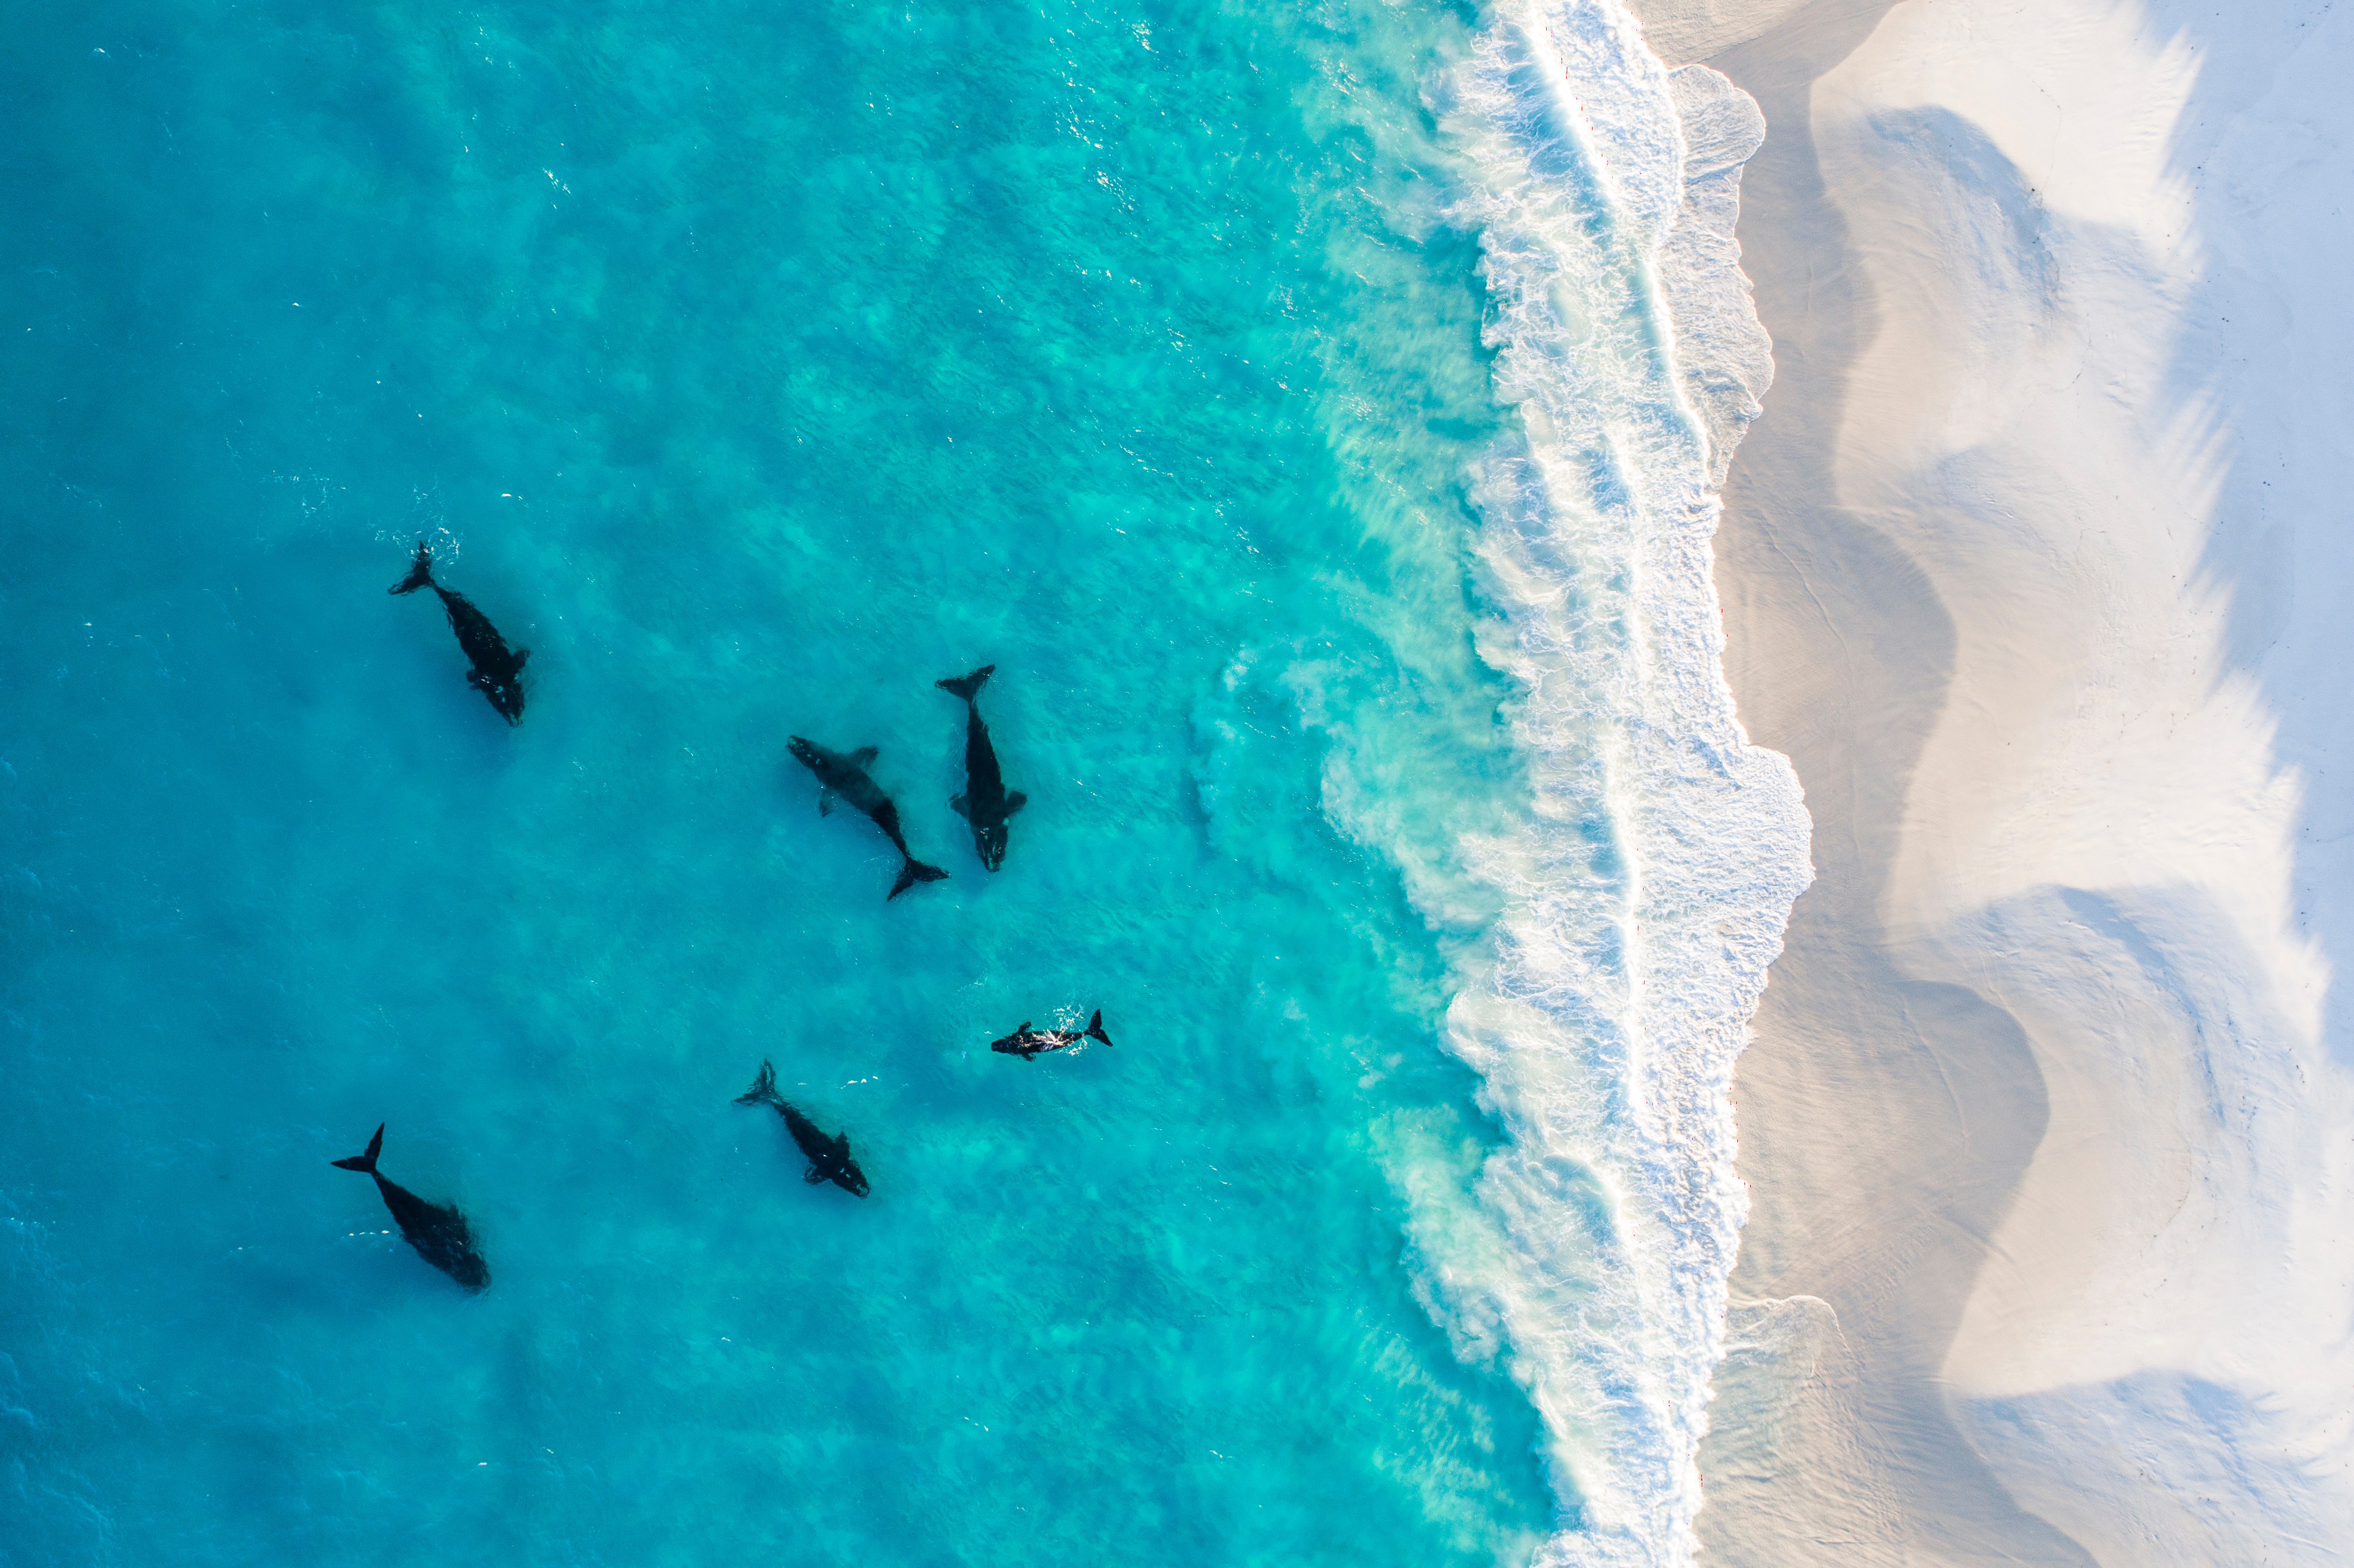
937 664 1026 872
331 1123 491 1291
786 735 949 899
389 540 529 725
990 1010 1114 1062
734 1060 870 1197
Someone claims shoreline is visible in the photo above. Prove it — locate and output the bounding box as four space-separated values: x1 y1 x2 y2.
1634 0 2354 1559
1639 3 2084 1558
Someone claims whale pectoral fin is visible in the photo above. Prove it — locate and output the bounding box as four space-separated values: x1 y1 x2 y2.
1006 791 1028 816
514 647 530 670
818 788 838 816
851 746 879 767
950 793 970 820
803 1164 827 1184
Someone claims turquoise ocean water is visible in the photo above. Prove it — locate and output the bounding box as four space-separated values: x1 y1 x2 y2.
0 2 1610 1563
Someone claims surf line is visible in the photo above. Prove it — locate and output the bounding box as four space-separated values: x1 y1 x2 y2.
1404 4 1814 1564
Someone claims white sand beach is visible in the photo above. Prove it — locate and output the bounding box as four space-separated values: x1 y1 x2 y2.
1630 0 2354 1559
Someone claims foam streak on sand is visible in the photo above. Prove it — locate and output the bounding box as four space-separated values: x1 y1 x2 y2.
1409 5 1809 1561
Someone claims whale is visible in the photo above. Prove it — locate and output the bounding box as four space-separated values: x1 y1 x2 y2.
389 540 529 725
331 1124 491 1292
989 1010 1114 1062
786 735 949 900
734 1060 870 1197
937 664 1026 872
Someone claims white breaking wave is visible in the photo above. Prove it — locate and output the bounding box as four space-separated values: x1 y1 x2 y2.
1402 4 1810 1563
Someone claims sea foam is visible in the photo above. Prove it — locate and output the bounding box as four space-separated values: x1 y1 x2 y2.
1403 4 1811 1561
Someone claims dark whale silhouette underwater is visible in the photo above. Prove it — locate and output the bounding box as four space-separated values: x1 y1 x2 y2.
331 1123 491 1292
734 1060 870 1197
990 1010 1114 1061
390 540 529 725
787 735 950 899
937 664 1026 872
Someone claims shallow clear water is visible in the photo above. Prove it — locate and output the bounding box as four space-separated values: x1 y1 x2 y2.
1 2 1574 1563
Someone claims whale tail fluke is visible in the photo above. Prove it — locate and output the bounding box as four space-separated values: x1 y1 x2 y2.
1085 1010 1113 1047
889 858 950 900
332 1123 387 1173
734 1059 781 1107
936 664 995 703
389 541 436 596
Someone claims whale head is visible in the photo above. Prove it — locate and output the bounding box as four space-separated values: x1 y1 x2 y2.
468 667 526 726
